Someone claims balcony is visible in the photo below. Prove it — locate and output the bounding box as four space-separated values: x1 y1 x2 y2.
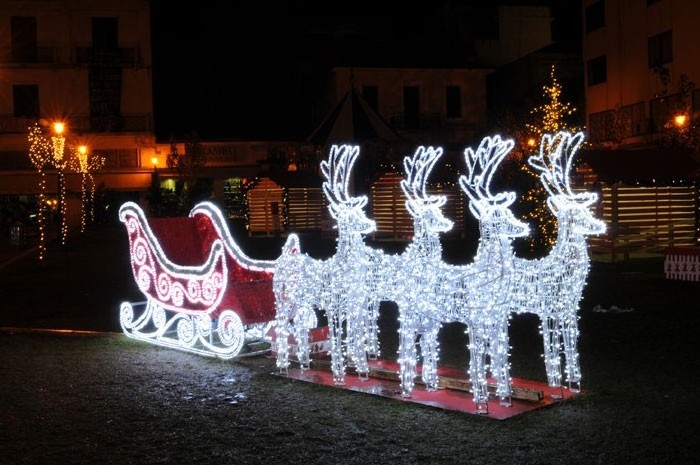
0 45 142 67
75 46 142 67
0 114 153 134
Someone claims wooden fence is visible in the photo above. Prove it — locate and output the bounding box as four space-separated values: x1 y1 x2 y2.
588 184 698 261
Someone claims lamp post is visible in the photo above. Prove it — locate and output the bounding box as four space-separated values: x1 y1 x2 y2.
150 156 161 216
51 121 68 246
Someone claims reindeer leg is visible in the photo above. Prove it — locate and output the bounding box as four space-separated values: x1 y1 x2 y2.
467 323 489 415
561 312 582 393
328 309 346 385
348 306 369 381
365 298 380 360
398 308 418 398
420 322 440 392
490 319 512 407
542 315 564 399
275 306 291 375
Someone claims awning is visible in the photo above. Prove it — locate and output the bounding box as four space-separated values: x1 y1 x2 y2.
579 148 700 184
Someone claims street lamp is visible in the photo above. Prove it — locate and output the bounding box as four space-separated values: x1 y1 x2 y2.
51 121 68 246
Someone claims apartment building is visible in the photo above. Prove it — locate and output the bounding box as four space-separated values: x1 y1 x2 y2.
583 0 700 146
0 0 290 229
0 0 157 227
582 0 700 253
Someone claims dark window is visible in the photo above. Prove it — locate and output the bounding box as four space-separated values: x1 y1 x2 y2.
587 55 607 86
92 17 118 50
585 0 605 33
693 88 700 117
362 85 379 112
403 86 420 130
446 86 462 119
13 85 39 118
647 0 661 5
588 111 607 143
11 16 37 62
648 30 673 68
473 4 499 40
625 102 647 136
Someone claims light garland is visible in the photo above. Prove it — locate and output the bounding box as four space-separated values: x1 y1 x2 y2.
27 123 53 261
70 146 105 232
51 125 68 246
511 131 606 397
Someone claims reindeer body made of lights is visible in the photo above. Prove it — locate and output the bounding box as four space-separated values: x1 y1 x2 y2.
273 234 323 372
274 145 378 385
511 131 606 397
382 146 455 397
439 135 530 413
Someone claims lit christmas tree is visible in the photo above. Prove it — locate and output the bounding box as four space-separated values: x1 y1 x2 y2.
521 65 581 252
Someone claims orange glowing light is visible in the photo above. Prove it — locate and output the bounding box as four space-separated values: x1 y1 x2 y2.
674 114 687 127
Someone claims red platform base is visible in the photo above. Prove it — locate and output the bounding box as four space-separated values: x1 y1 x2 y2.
274 358 583 420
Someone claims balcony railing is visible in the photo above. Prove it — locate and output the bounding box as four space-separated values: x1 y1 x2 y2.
0 45 142 67
0 114 153 134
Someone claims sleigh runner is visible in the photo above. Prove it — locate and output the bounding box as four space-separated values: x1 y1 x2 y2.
119 201 326 359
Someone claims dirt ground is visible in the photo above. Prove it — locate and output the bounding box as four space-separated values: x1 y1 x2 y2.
1 224 699 464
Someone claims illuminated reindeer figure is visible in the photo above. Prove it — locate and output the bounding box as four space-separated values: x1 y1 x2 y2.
386 146 454 396
511 131 606 397
273 233 322 373
443 135 530 413
319 144 379 384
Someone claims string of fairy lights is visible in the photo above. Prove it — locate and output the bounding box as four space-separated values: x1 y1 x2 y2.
27 121 104 259
70 145 106 232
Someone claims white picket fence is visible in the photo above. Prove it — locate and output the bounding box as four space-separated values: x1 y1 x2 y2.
664 247 700 282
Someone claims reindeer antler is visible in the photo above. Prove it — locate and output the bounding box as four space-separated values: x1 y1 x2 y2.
321 145 367 215
528 131 586 199
401 146 447 213
459 135 515 207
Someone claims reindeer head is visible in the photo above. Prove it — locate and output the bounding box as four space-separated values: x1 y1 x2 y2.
459 135 530 240
528 131 606 236
400 146 454 235
321 144 376 235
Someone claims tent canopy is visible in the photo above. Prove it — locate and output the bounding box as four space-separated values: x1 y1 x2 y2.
306 87 401 146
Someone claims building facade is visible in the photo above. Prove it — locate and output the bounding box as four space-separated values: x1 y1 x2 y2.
583 0 700 147
0 0 156 225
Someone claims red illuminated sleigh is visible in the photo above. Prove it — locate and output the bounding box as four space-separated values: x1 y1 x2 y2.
118 201 312 359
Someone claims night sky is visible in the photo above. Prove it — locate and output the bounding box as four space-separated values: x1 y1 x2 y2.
149 0 581 142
